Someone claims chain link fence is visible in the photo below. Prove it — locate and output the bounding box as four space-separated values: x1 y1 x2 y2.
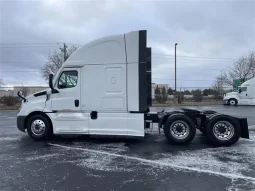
0 86 47 107
153 87 233 105
1 85 234 107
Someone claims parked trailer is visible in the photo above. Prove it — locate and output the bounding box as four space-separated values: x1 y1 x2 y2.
17 30 249 146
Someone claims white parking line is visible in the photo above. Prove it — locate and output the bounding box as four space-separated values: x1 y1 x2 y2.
0 116 15 119
48 143 255 182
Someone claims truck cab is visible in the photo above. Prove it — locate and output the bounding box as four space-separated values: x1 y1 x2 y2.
17 30 152 139
223 78 255 106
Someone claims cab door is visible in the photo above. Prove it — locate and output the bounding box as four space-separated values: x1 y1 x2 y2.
52 69 81 111
50 68 89 133
238 86 250 105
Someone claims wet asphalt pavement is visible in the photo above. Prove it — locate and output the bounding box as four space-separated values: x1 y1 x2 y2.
1 105 255 191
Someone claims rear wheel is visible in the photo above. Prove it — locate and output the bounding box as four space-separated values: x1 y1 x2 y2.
205 114 240 146
164 114 196 144
27 115 52 140
228 98 237 106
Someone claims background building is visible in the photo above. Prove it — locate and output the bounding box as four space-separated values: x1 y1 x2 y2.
0 86 47 97
13 86 47 96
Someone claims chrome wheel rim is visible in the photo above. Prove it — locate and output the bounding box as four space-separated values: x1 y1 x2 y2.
170 120 190 139
31 119 45 136
230 100 236 105
213 121 234 140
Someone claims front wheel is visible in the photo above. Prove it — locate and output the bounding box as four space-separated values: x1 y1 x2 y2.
27 115 52 140
164 114 196 144
228 98 237 106
205 114 240 146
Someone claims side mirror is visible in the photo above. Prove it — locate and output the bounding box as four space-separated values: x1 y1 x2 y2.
17 90 26 102
49 74 59 93
49 74 54 90
238 89 242 93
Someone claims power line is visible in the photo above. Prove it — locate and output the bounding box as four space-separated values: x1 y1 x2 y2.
152 78 215 82
0 71 40 72
152 54 237 60
0 70 218 81
0 62 46 64
0 42 81 48
152 56 234 62
0 46 59 48
0 62 228 70
0 64 229 71
152 67 224 71
0 42 59 45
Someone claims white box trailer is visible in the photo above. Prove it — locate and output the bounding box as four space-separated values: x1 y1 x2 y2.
17 30 249 146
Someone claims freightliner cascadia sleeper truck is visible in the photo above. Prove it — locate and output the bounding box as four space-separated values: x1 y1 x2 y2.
17 30 249 146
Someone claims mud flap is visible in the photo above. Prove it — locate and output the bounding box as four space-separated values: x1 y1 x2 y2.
239 118 249 139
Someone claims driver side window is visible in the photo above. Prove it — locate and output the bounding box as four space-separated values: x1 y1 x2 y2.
58 71 78 89
241 87 247 92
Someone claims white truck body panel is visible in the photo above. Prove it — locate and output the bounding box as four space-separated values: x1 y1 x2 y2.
65 33 126 66
127 63 139 111
81 64 127 111
48 112 89 134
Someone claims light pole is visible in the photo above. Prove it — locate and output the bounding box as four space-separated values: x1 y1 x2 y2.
175 43 178 94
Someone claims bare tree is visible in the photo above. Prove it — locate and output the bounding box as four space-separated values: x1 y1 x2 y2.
41 45 79 81
155 86 168 104
212 76 222 99
221 52 255 86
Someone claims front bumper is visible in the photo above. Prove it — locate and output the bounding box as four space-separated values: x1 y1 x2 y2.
17 116 26 133
223 99 229 105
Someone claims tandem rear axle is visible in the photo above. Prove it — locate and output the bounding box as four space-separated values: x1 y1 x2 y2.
146 108 249 146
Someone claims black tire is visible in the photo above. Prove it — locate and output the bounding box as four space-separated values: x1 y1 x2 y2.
228 98 237 106
163 113 196 144
199 129 206 136
205 114 240 146
27 114 52 140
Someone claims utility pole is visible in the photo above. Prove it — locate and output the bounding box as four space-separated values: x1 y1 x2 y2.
221 70 223 96
60 43 68 62
174 43 178 93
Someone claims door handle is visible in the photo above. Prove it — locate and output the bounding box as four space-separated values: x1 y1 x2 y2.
74 99 79 107
246 94 248 96
90 111 98 119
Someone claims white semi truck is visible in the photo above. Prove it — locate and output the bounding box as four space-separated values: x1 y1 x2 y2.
17 30 249 146
223 78 255 106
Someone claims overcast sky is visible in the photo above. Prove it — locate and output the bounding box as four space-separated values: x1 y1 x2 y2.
0 0 254 89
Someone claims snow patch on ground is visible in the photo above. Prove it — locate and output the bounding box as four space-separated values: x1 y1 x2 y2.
26 153 63 161
0 137 20 141
48 132 255 190
77 152 134 172
73 142 129 154
62 142 133 172
154 146 253 178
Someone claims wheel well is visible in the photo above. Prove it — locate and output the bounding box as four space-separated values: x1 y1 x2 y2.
24 111 53 132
